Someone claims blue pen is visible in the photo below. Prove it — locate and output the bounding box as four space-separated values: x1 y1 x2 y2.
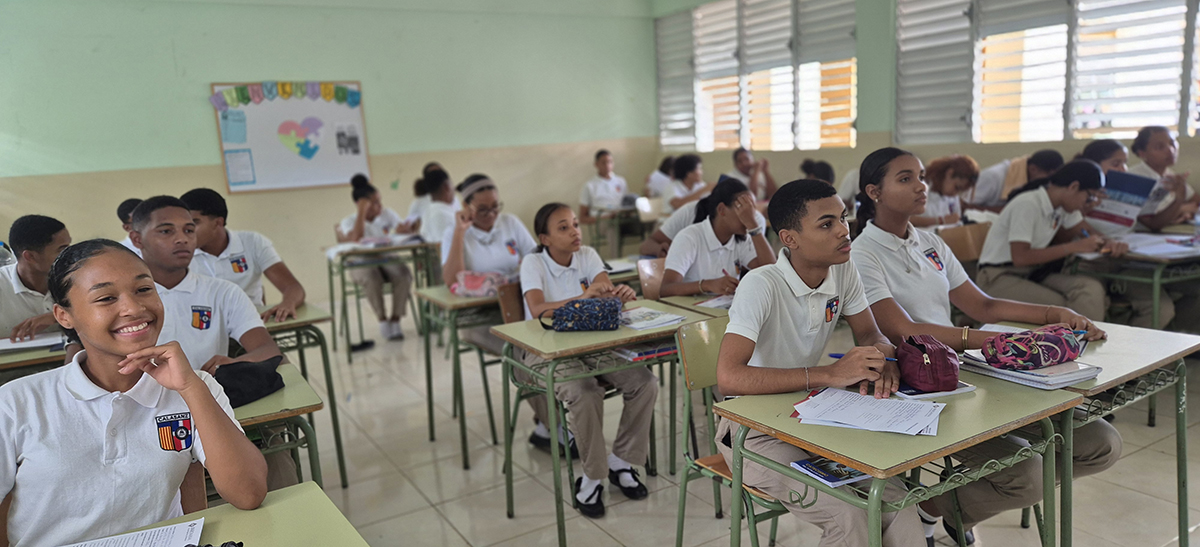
828 353 898 362
1074 330 1088 336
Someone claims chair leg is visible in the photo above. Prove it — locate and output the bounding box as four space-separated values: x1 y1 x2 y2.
1033 503 1045 538
647 406 658 476
768 516 779 547
745 496 762 547
675 469 693 547
478 349 499 445
557 399 577 509
1021 506 1031 528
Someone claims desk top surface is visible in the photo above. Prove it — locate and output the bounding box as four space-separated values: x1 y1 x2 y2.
415 285 500 309
234 362 323 426
262 304 332 332
660 295 730 317
0 345 64 370
714 372 1081 478
490 299 708 360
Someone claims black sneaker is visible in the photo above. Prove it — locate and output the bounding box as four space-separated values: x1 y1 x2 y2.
607 468 648 500
943 520 975 545
574 478 605 518
528 431 580 459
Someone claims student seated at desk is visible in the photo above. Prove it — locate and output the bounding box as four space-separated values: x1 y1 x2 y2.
975 161 1125 321
1129 126 1199 232
181 188 306 323
662 154 713 216
418 169 457 245
964 150 1063 212
640 157 745 257
336 174 413 341
910 155 978 231
659 179 774 297
441 175 576 455
116 198 142 255
724 147 777 201
129 196 281 372
849 147 1122 545
715 180 923 546
645 156 674 198
0 239 266 547
2 215 71 342
518 203 654 518
579 149 630 226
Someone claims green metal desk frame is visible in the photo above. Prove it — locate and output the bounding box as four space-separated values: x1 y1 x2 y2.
270 323 348 488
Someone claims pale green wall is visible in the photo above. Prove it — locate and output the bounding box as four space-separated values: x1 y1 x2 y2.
0 0 658 177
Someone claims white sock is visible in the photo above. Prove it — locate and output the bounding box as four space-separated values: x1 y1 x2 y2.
532 421 550 439
379 320 392 337
916 505 938 537
576 475 602 504
607 454 640 488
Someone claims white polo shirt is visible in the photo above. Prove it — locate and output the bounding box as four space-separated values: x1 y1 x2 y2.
837 170 860 203
420 201 456 243
155 270 264 369
0 350 239 547
723 169 767 200
119 235 142 257
665 221 760 283
0 264 53 336
580 174 628 211
965 160 1009 208
440 213 537 276
191 230 283 306
727 248 868 369
338 207 404 240
519 246 606 320
663 180 707 215
1129 162 1196 216
979 186 1083 266
917 192 961 229
851 221 970 326
647 170 672 198
660 201 766 240
406 195 462 222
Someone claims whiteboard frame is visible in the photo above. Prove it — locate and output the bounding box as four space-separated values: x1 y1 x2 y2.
210 81 373 195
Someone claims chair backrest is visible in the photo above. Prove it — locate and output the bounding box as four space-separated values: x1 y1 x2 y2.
637 258 666 301
497 282 525 324
937 222 991 263
636 197 663 224
677 316 729 392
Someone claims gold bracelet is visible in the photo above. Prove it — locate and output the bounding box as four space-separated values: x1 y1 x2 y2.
698 279 704 294
962 326 970 352
804 367 811 391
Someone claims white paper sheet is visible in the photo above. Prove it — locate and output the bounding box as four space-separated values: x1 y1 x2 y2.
61 517 203 547
978 323 1025 334
0 332 63 353
605 259 636 274
793 388 944 436
697 294 734 309
620 307 685 330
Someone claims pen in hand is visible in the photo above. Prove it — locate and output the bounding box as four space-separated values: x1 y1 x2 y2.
828 353 898 362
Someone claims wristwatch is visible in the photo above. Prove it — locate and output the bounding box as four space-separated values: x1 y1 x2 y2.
747 227 763 237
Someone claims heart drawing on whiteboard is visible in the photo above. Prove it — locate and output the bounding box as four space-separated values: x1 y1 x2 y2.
277 117 323 160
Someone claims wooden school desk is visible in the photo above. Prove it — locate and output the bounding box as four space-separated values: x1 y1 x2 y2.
326 240 441 362
1074 236 1200 329
235 362 325 488
133 482 368 546
415 285 504 469
716 373 1081 547
588 206 640 258
0 345 64 372
262 304 348 488
491 299 709 547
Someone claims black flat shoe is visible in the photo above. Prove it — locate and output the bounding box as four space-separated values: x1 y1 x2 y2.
943 520 975 545
527 432 580 459
574 478 605 518
608 468 648 500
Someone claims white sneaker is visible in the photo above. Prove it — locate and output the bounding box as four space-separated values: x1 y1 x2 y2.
379 320 393 339
387 320 405 340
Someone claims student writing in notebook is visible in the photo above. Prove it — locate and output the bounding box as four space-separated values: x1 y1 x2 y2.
2 215 71 342
963 150 1063 212
848 147 1121 544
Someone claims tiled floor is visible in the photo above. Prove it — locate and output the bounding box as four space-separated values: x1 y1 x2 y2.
289 314 1200 547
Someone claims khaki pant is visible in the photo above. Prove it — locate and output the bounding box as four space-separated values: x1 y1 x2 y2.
1112 271 1200 332
516 349 658 480
714 418 924 547
349 263 412 321
977 266 1107 320
462 327 549 427
927 412 1121 529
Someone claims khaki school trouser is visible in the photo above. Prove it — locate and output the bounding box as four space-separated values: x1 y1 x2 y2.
927 411 1121 529
714 418 924 547
349 262 412 321
977 266 1107 320
1114 271 1200 332
516 349 659 480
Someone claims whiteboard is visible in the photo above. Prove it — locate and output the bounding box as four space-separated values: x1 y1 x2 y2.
209 81 371 193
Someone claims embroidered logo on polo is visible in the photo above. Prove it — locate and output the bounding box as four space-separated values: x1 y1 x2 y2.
923 248 944 271
579 277 591 292
505 239 519 256
825 296 840 323
191 306 213 330
1051 212 1061 232
156 412 193 451
230 255 249 273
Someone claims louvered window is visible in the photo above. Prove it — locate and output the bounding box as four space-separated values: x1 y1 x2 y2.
656 12 697 151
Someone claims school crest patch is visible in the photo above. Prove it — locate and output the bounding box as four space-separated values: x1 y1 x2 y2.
825 296 840 323
579 277 591 292
505 239 519 255
923 248 944 271
191 306 212 330
156 412 193 451
230 255 249 273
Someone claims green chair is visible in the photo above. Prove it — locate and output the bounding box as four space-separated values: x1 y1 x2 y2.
674 317 786 547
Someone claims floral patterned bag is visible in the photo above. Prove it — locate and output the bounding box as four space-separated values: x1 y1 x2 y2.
981 325 1082 371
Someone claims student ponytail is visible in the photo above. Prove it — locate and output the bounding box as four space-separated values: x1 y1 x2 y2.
693 178 751 242
350 173 376 202
854 147 915 237
1007 159 1105 201
415 162 446 197
532 202 571 253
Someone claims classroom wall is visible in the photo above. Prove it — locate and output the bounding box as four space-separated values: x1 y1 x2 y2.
0 0 661 303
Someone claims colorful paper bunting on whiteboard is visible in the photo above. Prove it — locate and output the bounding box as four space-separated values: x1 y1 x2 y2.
262 81 278 101
209 82 361 110
334 85 347 104
278 81 292 99
293 81 307 99
209 92 229 112
222 88 240 108
235 86 251 105
247 83 264 104
346 89 361 108
308 82 321 101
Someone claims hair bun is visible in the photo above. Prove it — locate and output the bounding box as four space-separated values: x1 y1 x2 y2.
800 159 816 173
350 173 370 189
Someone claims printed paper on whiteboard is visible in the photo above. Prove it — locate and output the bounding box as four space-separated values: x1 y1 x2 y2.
224 149 256 187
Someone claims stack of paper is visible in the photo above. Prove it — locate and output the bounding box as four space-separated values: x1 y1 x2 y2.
960 351 1100 390
894 380 976 400
620 307 685 331
790 456 871 488
63 517 203 547
697 294 734 310
0 332 63 353
604 259 636 274
610 341 678 362
790 388 944 436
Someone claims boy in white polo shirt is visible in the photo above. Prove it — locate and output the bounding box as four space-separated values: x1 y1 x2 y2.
181 188 307 323
578 149 629 225
129 196 280 373
723 147 777 201
116 198 142 256
715 180 923 546
1 215 71 341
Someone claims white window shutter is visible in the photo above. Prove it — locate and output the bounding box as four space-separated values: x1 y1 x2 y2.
741 0 794 72
977 0 1070 37
974 24 1069 143
657 12 697 150
742 0 797 151
694 0 740 80
896 0 975 145
797 0 857 63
